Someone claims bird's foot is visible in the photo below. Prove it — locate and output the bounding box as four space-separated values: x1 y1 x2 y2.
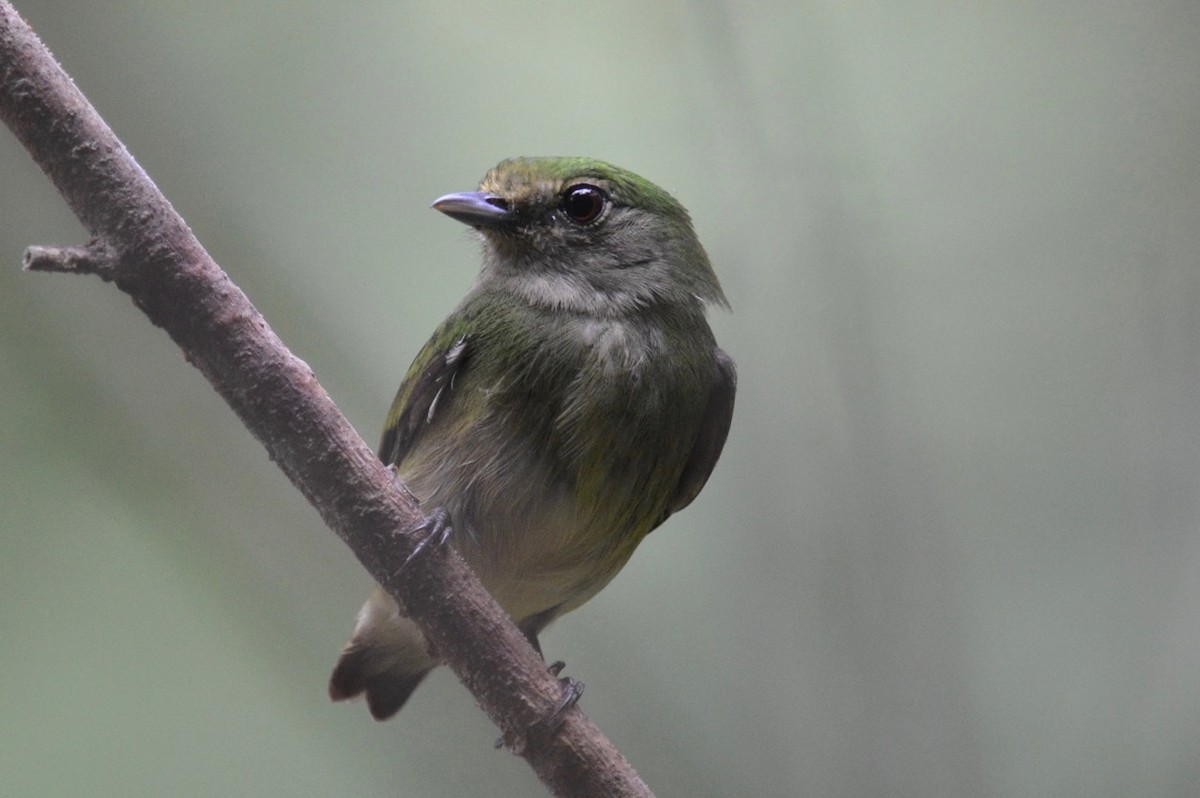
544 672 584 729
495 662 584 752
394 507 452 577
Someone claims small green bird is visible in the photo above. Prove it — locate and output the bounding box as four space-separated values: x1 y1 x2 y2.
329 157 736 720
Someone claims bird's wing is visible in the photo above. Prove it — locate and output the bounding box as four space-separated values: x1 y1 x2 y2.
661 347 737 522
378 324 470 467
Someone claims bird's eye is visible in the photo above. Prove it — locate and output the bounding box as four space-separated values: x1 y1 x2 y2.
561 184 608 225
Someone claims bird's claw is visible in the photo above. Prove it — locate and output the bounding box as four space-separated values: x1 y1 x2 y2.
546 675 584 727
495 663 584 751
394 507 452 577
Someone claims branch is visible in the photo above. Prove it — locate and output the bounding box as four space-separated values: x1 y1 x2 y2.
24 240 116 276
0 4 652 797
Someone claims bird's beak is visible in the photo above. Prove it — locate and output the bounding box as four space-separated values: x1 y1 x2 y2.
432 191 512 228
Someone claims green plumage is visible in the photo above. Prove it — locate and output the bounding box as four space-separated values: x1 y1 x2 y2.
329 158 735 720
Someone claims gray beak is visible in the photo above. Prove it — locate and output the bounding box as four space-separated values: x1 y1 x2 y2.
431 191 512 228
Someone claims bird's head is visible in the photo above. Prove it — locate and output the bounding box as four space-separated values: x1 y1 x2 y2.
433 157 727 316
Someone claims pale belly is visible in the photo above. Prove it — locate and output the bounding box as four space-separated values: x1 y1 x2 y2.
400 449 645 628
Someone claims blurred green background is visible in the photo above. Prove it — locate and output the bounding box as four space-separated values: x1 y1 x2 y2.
2 2 1198 796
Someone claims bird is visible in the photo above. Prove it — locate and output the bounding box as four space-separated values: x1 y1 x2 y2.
329 156 735 720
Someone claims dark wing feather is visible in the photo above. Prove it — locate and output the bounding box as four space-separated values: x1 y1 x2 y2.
378 334 469 466
658 347 737 527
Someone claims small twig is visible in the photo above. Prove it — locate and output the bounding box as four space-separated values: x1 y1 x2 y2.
23 239 116 277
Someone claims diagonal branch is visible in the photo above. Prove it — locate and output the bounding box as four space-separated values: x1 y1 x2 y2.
0 4 652 797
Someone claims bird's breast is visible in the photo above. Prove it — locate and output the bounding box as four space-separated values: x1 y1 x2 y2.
401 307 712 621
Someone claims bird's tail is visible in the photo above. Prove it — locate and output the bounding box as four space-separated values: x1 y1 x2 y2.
328 587 435 720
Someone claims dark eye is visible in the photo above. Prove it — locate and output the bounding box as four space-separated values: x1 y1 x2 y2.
561 184 608 224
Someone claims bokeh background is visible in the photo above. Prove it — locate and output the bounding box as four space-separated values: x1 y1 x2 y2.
3 2 1199 796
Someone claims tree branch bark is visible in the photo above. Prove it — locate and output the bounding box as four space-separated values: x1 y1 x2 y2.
0 4 652 796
